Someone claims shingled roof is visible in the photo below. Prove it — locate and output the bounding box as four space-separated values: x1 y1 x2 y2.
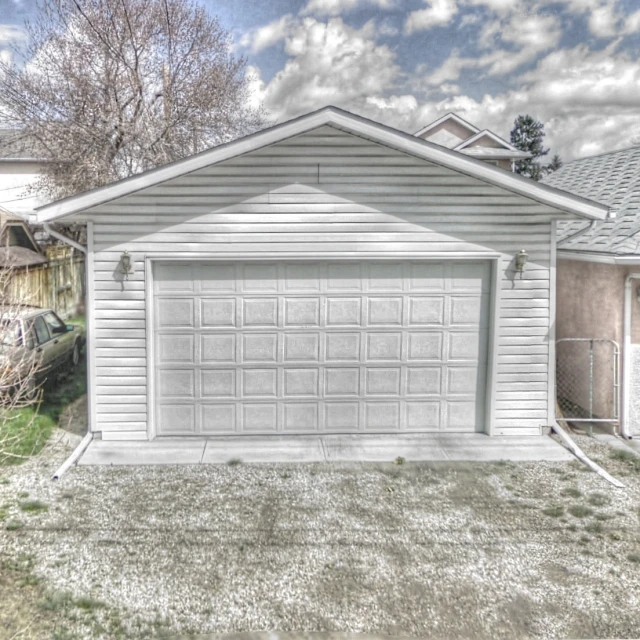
543 145 640 256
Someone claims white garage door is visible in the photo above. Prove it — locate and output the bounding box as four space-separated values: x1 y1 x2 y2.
153 261 491 436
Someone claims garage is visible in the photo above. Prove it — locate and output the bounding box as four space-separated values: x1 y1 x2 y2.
152 260 491 435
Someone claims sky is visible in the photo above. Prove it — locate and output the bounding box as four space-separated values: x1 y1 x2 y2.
2 0 640 162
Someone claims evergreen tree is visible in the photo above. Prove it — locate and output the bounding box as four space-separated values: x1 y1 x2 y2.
510 115 562 180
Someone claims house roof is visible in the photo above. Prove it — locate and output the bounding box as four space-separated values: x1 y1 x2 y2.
454 129 529 158
0 129 48 162
413 112 480 138
543 145 640 256
0 245 47 268
34 106 609 223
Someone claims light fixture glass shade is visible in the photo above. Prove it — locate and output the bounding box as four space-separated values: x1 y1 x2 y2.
120 251 132 279
515 249 528 272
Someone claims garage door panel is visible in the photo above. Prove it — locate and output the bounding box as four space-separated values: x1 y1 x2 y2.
158 334 194 363
326 334 361 361
202 298 235 327
284 333 320 361
201 334 236 363
154 260 491 435
159 370 194 398
242 403 277 431
283 403 318 431
326 298 361 326
407 367 442 396
202 370 236 398
366 333 402 361
284 298 320 326
242 333 278 362
407 401 440 430
325 402 359 429
243 369 277 397
325 368 360 396
158 298 193 327
202 404 236 433
284 368 320 397
243 298 277 326
409 296 445 325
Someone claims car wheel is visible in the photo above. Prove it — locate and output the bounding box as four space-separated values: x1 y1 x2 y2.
71 342 80 368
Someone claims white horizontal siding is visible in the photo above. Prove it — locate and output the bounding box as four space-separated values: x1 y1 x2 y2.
80 125 562 436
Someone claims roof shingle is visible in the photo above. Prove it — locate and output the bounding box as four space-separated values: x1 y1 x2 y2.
543 145 640 256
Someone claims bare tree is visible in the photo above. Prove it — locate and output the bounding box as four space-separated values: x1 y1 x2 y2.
0 0 264 201
0 265 44 463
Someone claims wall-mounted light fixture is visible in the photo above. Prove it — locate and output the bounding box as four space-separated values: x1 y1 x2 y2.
515 249 529 273
119 251 133 280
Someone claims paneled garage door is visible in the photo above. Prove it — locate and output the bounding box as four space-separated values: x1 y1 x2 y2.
152 261 491 436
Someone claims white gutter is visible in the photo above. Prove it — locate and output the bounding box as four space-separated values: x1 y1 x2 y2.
43 222 87 255
622 273 640 439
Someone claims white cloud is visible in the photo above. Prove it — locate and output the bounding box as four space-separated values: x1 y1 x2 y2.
300 0 395 18
404 0 459 34
239 14 296 53
252 17 400 122
0 24 26 46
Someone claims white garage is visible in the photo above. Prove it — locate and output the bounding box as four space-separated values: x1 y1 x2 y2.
32 106 609 442
152 260 491 435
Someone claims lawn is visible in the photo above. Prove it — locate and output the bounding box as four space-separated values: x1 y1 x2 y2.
0 317 87 465
1 433 640 639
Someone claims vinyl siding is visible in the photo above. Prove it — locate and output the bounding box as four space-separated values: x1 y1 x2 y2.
76 125 566 438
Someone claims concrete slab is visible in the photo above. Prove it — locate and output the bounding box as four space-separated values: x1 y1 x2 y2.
78 440 205 466
78 433 573 466
593 433 640 458
322 434 449 462
201 436 325 464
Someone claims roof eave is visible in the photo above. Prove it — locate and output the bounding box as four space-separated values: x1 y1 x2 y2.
35 106 610 223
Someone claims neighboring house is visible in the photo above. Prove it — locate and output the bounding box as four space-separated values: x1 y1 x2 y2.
0 207 85 318
33 106 607 442
0 129 49 216
415 112 531 172
0 208 47 270
543 146 640 438
0 131 85 318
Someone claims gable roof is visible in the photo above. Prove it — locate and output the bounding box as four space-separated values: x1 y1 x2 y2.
543 145 640 255
34 106 609 223
454 129 530 158
414 112 480 139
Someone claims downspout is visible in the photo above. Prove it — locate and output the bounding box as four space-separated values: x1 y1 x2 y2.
622 273 640 439
560 220 598 246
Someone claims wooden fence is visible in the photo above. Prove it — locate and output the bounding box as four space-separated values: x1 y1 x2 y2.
10 246 85 318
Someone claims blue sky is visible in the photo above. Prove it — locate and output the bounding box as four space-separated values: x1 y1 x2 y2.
2 0 640 161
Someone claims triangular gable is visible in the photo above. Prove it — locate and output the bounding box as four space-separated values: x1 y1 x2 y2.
414 112 480 140
455 129 522 153
34 106 608 222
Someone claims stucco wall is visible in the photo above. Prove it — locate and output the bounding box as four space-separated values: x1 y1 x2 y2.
556 258 640 431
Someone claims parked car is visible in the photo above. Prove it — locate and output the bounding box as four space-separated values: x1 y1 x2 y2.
0 306 85 401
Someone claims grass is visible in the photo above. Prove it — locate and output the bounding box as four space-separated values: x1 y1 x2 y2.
609 448 640 472
5 519 23 531
628 554 640 564
0 332 86 466
226 457 242 466
587 492 611 507
561 487 582 498
543 505 564 517
18 499 48 514
569 505 594 518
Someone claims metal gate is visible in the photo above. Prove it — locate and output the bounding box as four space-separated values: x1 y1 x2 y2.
556 338 620 424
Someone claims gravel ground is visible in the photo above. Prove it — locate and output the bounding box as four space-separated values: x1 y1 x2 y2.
1 430 640 639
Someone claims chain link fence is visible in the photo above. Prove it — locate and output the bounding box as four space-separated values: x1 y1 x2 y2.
556 338 620 423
